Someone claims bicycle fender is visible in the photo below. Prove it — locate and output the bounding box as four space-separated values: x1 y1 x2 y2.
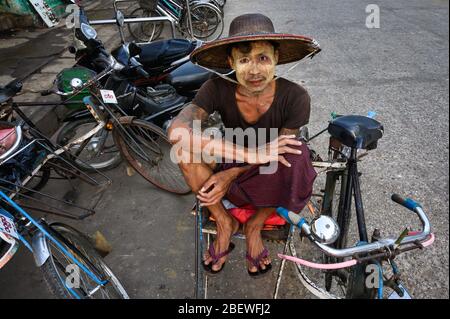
31 231 50 267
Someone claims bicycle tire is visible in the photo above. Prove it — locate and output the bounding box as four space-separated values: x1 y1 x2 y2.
40 223 129 299
189 3 224 41
127 8 164 42
56 118 122 173
112 117 191 194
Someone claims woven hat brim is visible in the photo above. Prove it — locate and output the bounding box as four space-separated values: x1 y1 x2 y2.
190 34 320 69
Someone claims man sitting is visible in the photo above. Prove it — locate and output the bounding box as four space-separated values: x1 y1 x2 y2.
168 13 319 277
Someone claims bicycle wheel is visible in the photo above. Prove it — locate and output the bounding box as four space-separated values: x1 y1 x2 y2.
56 118 122 172
189 3 224 41
112 117 191 194
127 7 164 42
40 223 129 299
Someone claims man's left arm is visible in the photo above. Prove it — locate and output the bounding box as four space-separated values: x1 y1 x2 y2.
279 127 301 138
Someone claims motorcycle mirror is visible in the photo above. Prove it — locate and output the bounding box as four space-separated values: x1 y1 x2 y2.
80 22 97 40
128 42 142 58
115 10 125 27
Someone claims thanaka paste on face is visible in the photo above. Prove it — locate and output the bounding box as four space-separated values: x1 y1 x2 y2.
228 41 279 94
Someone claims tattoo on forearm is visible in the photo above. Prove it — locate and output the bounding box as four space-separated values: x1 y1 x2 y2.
175 104 209 130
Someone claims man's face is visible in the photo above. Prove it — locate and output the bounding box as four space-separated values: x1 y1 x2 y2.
228 41 279 94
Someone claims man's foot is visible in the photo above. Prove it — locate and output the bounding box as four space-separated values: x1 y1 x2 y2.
246 247 272 278
203 242 236 275
203 216 239 273
244 223 272 277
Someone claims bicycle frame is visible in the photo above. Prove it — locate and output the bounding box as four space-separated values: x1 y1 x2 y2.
0 189 109 299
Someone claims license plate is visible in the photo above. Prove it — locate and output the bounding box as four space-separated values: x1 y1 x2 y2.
388 283 412 299
100 89 118 104
0 210 19 240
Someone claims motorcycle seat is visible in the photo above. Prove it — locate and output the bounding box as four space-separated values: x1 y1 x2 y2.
0 80 22 104
328 115 383 150
138 39 196 69
166 61 211 92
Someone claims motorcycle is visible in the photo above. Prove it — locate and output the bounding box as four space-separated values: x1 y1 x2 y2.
54 5 213 172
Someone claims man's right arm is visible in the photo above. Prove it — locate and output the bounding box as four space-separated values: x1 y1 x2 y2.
168 104 302 165
168 103 209 134
168 103 248 162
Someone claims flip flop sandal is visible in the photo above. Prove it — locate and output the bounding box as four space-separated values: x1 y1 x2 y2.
246 247 272 278
202 242 235 275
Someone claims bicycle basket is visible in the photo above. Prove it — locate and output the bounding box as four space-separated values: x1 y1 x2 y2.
139 0 158 10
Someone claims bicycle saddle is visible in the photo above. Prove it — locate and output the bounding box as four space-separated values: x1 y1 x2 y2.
137 39 197 69
328 115 383 150
0 79 23 104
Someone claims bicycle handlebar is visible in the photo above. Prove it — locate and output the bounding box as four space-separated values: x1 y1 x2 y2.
391 193 421 212
277 194 432 258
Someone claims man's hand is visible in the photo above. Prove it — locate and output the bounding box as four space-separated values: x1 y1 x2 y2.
245 135 303 167
197 169 239 206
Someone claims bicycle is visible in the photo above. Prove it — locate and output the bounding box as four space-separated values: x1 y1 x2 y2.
274 113 435 299
0 80 112 220
0 188 128 298
127 0 224 42
0 118 128 298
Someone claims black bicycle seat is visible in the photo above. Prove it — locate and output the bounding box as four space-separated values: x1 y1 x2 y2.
0 79 23 104
328 115 383 150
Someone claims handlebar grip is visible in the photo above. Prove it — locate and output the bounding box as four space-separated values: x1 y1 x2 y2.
391 193 421 211
40 89 52 96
